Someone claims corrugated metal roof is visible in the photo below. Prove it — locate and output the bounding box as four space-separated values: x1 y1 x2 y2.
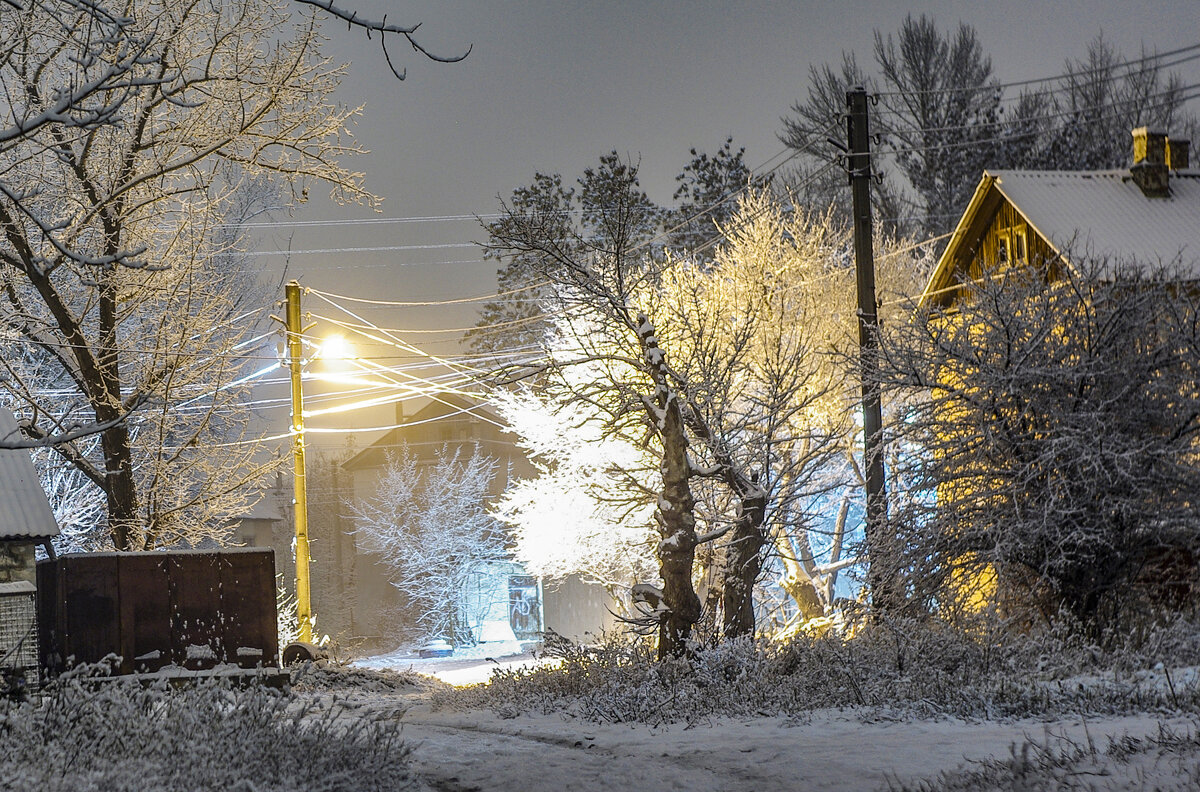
0 408 60 540
990 169 1200 273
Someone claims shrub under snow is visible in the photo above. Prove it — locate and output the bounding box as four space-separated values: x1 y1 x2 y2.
0 673 418 792
435 617 1200 726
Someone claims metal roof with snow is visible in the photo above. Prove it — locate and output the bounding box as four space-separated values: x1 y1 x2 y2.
0 407 60 541
922 168 1200 307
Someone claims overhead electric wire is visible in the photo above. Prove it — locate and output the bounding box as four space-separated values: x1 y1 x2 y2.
873 80 1200 141
305 278 552 308
876 87 1200 162
228 212 506 229
308 310 553 337
869 231 959 265
238 242 478 258
872 41 1200 98
307 289 495 378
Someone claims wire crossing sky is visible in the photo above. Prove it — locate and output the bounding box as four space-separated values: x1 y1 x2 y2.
244 0 1200 445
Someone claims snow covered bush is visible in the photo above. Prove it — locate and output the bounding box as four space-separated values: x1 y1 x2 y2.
881 258 1200 632
437 617 1200 725
891 722 1200 792
0 675 418 791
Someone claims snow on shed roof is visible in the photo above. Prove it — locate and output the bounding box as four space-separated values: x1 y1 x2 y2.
0 407 60 540
989 169 1200 272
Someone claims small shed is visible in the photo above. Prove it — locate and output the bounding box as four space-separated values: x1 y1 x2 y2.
0 407 60 693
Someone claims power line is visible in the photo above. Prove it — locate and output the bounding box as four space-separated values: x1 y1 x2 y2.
238 242 480 258
874 80 1200 142
308 310 552 336
305 278 552 308
872 41 1200 98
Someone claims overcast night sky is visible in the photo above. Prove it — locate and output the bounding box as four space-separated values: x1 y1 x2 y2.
259 1 1200 443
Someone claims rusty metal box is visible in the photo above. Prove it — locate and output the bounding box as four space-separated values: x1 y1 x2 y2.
37 548 278 676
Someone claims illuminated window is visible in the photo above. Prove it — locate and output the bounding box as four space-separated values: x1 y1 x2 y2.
995 225 1028 269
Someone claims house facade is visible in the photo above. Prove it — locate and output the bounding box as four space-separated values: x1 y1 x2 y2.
922 127 1196 309
912 128 1198 616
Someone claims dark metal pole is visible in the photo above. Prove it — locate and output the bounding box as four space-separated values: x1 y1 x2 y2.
846 86 894 611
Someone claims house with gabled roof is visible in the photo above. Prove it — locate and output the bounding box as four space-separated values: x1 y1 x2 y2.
0 407 59 582
910 128 1198 619
921 128 1196 309
0 406 59 692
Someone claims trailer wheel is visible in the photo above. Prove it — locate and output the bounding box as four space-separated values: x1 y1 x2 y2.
282 641 327 665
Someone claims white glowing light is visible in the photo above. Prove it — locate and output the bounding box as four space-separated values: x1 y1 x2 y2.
318 334 354 362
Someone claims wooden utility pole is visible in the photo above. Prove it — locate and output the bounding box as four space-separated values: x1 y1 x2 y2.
285 281 313 643
846 87 895 611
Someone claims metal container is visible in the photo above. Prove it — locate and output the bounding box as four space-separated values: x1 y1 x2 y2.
37 548 279 677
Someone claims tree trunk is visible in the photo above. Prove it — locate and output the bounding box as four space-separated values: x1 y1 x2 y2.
99 421 140 550
97 273 140 550
722 488 766 638
654 385 702 658
637 316 702 659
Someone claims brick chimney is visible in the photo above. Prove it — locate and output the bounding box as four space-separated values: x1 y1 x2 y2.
1130 127 1169 197
1168 137 1190 170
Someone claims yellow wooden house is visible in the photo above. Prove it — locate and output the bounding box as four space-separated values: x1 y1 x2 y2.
912 128 1197 617
921 128 1196 310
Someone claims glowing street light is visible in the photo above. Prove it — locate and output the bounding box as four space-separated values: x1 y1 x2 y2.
317 333 354 365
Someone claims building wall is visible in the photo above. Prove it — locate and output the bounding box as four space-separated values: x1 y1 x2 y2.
966 202 1059 280
542 575 621 643
0 540 35 584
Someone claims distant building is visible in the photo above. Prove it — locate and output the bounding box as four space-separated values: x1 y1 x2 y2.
341 393 536 647
342 393 618 648
0 407 59 582
236 392 621 651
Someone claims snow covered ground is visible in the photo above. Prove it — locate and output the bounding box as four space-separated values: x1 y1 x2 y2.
340 643 1200 791
354 640 550 686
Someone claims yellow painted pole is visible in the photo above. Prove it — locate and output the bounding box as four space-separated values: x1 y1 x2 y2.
286 281 313 643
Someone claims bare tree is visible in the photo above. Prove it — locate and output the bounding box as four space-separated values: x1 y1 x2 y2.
291 0 470 80
780 16 998 238
780 22 1195 242
484 154 718 657
350 444 507 645
468 140 754 359
645 195 852 637
483 162 927 646
1031 36 1196 170
879 258 1200 632
0 0 372 549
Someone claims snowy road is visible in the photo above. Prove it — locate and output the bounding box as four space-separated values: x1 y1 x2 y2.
331 649 1198 790
394 699 1189 792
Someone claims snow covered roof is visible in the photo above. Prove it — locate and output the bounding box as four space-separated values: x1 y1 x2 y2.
238 491 285 522
989 169 1200 269
341 392 508 473
0 407 59 540
922 168 1200 307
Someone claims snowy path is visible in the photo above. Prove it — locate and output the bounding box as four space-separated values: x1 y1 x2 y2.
335 650 1197 790
394 699 1188 792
